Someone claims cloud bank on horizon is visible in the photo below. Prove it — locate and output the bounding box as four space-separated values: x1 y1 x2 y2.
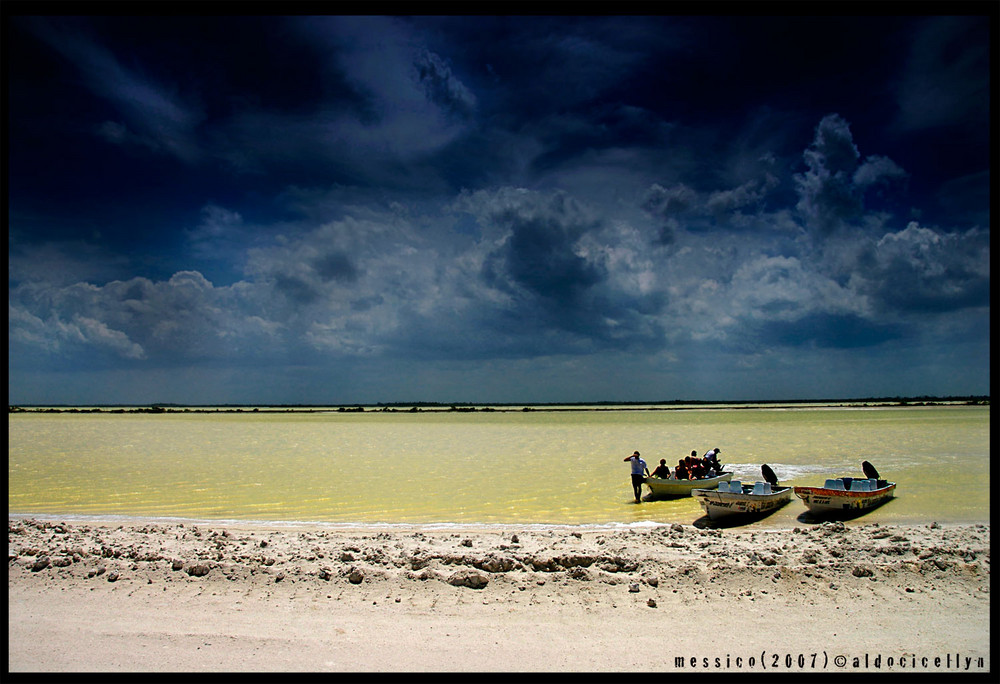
7 14 991 404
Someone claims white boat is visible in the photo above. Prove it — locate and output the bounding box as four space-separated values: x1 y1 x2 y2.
793 461 896 517
692 464 791 521
644 471 732 499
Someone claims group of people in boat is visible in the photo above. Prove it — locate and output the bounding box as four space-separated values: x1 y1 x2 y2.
624 448 724 502
666 448 724 480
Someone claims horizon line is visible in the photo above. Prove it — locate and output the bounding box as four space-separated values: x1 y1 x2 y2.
9 395 991 410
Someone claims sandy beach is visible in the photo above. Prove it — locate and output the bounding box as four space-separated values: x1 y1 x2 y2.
8 516 990 672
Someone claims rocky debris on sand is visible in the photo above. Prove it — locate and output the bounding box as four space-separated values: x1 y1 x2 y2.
6 518 991 604
448 569 489 589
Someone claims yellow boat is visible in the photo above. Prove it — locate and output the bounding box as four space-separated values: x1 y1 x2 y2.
793 461 896 517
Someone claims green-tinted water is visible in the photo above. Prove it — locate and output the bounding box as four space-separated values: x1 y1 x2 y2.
8 406 989 528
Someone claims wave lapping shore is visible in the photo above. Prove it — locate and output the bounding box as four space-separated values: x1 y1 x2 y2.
8 517 990 672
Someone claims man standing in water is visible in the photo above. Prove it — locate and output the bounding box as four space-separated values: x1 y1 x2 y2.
624 450 650 503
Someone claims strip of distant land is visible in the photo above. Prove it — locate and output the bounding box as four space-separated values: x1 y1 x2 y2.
8 396 989 413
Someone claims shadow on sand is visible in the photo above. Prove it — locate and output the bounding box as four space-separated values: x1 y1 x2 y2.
794 497 897 525
691 506 789 530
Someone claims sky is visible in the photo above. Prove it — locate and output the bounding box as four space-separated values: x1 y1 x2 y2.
6 10 993 405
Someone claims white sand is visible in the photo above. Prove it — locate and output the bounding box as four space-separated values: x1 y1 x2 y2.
8 517 990 672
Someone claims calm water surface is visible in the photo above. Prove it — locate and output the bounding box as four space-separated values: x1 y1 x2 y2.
8 406 990 528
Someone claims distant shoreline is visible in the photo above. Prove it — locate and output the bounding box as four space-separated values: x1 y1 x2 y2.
8 396 989 414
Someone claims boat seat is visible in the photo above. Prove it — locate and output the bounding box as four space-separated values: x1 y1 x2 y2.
753 482 771 495
728 481 741 493
825 479 845 490
717 482 729 492
850 479 871 492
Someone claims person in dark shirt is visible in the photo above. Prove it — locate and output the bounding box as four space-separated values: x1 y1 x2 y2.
688 458 705 479
650 459 671 479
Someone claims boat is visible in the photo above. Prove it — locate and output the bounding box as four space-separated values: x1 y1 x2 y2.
793 461 896 517
692 464 792 521
644 471 732 499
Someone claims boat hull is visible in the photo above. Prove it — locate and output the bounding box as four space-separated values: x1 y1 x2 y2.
692 486 792 520
793 482 896 515
644 472 732 499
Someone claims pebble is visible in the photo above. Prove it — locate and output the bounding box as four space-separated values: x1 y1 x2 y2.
448 569 488 589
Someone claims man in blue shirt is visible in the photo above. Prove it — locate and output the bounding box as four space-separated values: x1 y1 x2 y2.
624 450 650 503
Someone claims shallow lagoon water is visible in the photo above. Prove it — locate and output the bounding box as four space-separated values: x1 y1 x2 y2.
8 405 989 528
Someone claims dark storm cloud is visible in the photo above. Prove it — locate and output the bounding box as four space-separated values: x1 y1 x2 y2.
642 184 698 218
8 272 249 365
865 223 991 314
453 187 668 356
313 251 360 284
6 12 991 404
527 103 677 176
413 49 478 121
640 172 781 239
795 115 867 234
758 313 905 350
20 16 205 164
894 16 992 132
480 190 604 302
